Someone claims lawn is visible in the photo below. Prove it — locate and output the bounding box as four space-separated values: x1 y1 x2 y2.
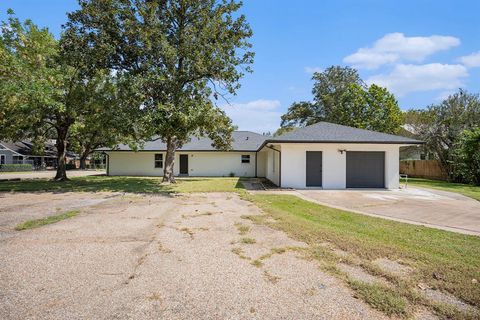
244 194 480 319
402 177 480 201
15 210 79 230
0 176 244 193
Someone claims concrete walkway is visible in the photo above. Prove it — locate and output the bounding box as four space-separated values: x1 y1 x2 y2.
253 187 480 236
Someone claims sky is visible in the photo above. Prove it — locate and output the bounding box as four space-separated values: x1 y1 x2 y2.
1 0 479 133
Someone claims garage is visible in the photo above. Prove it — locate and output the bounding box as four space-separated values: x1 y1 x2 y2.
306 151 322 187
346 151 385 188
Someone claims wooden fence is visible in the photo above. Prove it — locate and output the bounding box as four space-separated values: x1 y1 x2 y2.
399 160 447 180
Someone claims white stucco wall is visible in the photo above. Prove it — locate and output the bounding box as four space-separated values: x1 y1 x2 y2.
279 143 401 189
107 151 257 177
256 150 267 178
263 147 280 186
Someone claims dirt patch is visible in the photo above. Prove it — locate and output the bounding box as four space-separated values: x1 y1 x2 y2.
338 263 388 286
423 288 475 314
373 258 414 277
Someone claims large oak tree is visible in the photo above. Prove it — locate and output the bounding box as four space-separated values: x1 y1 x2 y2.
281 66 402 134
0 11 135 180
64 0 254 182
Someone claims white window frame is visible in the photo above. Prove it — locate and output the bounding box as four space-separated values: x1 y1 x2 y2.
241 154 250 164
154 153 163 168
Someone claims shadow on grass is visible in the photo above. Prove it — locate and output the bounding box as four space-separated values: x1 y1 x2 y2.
0 175 248 194
0 176 171 194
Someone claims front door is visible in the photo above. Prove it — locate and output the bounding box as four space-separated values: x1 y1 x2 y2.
306 151 322 187
179 154 189 175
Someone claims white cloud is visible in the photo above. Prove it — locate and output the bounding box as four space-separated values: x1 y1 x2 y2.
457 51 480 67
221 99 282 133
344 33 460 69
367 63 468 96
304 66 323 74
436 90 456 101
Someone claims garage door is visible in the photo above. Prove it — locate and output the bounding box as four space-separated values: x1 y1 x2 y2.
306 151 322 187
346 151 385 188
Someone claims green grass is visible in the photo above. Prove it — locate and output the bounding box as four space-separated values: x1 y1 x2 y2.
245 194 480 317
15 210 79 230
402 177 480 201
0 176 245 193
239 237 256 244
349 280 408 317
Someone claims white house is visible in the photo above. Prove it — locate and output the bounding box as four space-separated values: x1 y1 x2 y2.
102 122 422 189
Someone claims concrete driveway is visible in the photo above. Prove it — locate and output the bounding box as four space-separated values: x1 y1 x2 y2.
0 192 386 320
295 187 480 236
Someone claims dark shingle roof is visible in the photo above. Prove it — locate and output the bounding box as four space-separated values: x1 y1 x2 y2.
269 122 422 144
107 131 268 152
102 123 422 152
0 140 58 157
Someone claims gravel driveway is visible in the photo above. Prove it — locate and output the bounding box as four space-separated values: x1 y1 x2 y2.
0 192 385 320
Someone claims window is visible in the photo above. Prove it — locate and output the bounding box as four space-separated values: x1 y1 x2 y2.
12 155 23 164
241 155 250 163
154 154 163 168
0 155 5 165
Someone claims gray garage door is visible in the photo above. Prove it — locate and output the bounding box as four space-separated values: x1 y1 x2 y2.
306 151 322 187
346 151 385 188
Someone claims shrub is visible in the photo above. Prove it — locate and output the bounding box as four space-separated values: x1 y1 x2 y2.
65 163 77 170
452 128 480 185
0 164 33 172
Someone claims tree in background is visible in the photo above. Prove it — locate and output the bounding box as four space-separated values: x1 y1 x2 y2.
452 128 480 185
64 0 254 183
68 72 138 169
280 66 402 134
0 12 135 180
409 90 480 180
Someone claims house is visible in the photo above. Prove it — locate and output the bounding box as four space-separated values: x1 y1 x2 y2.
102 122 422 189
0 140 58 168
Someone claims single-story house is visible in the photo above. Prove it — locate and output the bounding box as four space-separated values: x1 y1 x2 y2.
0 140 58 168
102 122 422 189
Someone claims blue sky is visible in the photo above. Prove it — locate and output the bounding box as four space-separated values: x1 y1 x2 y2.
1 0 479 133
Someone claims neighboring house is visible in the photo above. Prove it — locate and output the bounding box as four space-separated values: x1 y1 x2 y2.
0 141 58 168
102 122 421 189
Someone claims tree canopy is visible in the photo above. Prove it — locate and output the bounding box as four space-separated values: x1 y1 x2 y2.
0 11 135 180
63 0 254 182
405 89 480 181
280 66 402 134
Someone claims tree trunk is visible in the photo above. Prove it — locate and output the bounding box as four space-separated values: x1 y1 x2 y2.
79 156 87 170
54 131 69 181
79 147 90 170
163 136 176 183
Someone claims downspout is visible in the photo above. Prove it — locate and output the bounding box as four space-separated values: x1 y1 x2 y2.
265 145 281 187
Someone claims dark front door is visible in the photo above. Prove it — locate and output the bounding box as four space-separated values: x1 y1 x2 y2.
346 151 385 188
306 151 322 187
179 154 189 175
